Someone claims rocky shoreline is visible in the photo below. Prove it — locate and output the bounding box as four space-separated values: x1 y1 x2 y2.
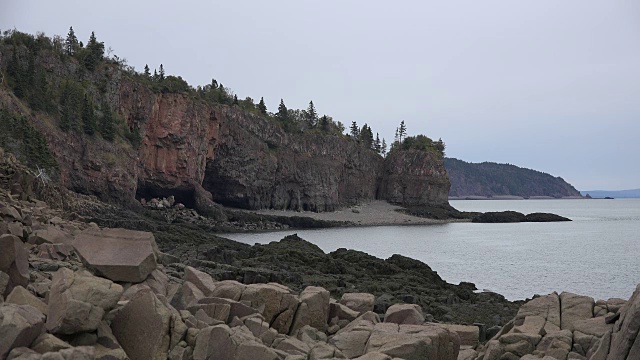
2 151 639 360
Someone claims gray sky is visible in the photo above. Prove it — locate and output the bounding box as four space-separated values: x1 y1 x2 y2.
2 0 639 190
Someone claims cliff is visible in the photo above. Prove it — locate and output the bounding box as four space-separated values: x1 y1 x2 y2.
445 157 582 199
0 30 449 213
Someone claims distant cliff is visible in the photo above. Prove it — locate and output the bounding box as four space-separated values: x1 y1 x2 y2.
445 157 582 198
0 29 450 212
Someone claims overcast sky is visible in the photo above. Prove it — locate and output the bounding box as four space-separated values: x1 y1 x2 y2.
2 0 639 190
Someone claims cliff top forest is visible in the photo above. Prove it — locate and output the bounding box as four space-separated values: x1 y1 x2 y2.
0 27 445 172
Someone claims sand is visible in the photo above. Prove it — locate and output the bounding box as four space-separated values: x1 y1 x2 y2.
244 200 452 226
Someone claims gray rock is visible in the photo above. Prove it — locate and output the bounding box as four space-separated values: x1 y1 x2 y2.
0 304 46 359
340 293 375 314
73 228 158 283
290 286 330 334
0 235 29 293
383 303 425 325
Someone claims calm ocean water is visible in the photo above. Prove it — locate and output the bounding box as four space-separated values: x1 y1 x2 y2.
220 199 640 301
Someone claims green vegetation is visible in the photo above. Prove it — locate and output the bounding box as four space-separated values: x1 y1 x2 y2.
388 121 445 156
1 28 444 161
445 158 582 198
0 108 57 171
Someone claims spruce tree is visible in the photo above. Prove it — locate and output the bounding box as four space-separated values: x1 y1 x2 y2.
319 115 330 132
277 99 288 120
100 103 116 141
349 121 359 138
233 94 239 105
65 26 79 55
84 31 105 70
381 139 387 156
82 94 96 135
158 64 165 81
144 64 151 78
398 120 407 142
258 97 267 114
306 100 318 127
374 133 381 153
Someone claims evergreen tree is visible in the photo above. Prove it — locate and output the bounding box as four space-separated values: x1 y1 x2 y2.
258 97 267 114
153 69 158 81
359 124 374 149
233 94 239 105
82 94 96 135
100 103 116 141
306 100 318 127
60 81 82 132
398 120 407 142
349 121 359 138
276 99 289 120
84 31 105 70
374 133 381 153
381 139 387 156
319 115 330 133
144 64 151 78
158 64 165 81
64 26 79 55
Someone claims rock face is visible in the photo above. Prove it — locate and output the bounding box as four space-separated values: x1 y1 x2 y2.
0 42 450 212
204 108 384 211
474 288 640 360
380 149 450 206
73 227 158 283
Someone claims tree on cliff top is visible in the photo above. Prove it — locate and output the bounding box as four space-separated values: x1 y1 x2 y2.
83 31 105 71
277 99 289 120
349 121 359 138
158 64 165 81
65 26 79 55
258 97 267 114
306 100 318 127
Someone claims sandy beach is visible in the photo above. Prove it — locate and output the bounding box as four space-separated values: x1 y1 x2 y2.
243 200 453 226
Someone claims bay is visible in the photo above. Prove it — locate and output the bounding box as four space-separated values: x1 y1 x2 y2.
220 199 640 301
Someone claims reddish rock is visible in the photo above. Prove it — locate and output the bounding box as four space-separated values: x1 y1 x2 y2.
73 228 158 283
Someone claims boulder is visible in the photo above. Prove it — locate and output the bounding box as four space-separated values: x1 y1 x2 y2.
535 329 572 359
187 303 231 323
516 292 561 332
438 324 479 347
8 346 95 359
27 225 73 245
513 315 546 336
210 280 246 301
198 297 258 322
560 292 594 331
243 317 278 346
184 266 216 296
0 234 29 293
329 312 380 358
383 304 425 325
1 271 10 298
0 304 46 359
0 204 21 221
607 284 640 360
240 283 299 334
170 281 205 311
329 302 360 323
5 286 48 315
290 286 330 334
193 324 279 360
365 322 460 360
46 268 123 335
30 333 72 353
111 289 172 360
94 320 128 360
73 228 158 283
340 293 375 314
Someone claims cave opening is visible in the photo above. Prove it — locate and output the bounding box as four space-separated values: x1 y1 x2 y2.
135 181 196 209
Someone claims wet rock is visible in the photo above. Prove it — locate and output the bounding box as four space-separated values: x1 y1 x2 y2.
73 228 158 283
0 304 46 359
46 268 123 335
